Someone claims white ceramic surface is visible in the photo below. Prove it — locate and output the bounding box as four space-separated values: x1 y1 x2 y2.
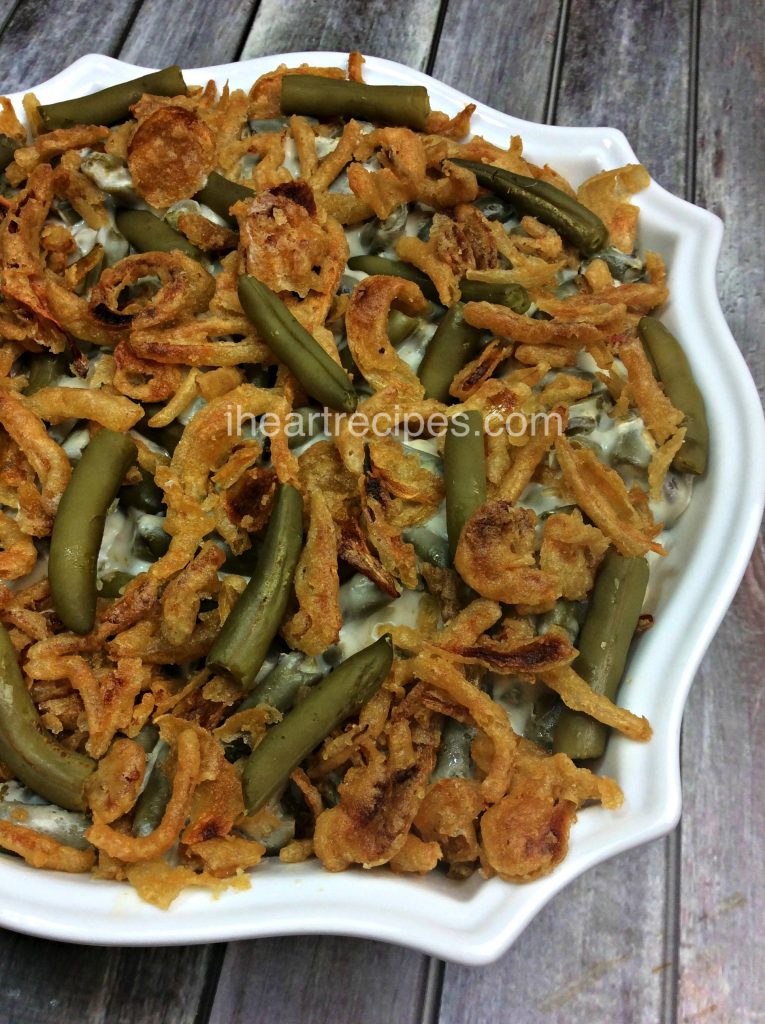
1 52 763 964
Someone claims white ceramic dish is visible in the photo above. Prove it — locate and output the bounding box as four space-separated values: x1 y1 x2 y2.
0 52 763 965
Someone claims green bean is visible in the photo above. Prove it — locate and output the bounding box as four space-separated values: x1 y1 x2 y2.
115 209 203 261
281 76 431 131
0 133 18 173
444 410 486 561
132 741 170 837
553 551 649 760
538 598 582 644
120 466 163 514
418 302 483 402
135 404 185 454
387 308 421 346
238 652 323 714
133 516 171 561
194 171 254 227
242 634 394 813
638 316 709 475
38 66 187 132
98 571 136 598
49 429 137 634
347 255 529 310
24 352 70 396
432 719 475 781
238 275 357 413
459 280 530 310
0 623 95 810
207 483 304 688
404 525 451 568
452 159 609 256
347 255 438 301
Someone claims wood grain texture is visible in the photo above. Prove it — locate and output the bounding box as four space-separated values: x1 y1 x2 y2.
119 0 259 70
675 0 765 1019
240 0 443 70
0 935 221 1024
0 0 143 92
556 0 693 196
430 0 562 122
693 0 764 389
208 936 431 1024
439 842 675 1024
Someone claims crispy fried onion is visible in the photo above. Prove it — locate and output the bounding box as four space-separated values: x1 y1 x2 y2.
539 666 652 741
28 386 143 431
171 383 297 496
4 124 109 185
159 717 244 847
617 336 684 444
112 341 183 402
129 313 271 367
464 299 627 349
282 490 342 655
0 819 95 873
345 275 427 397
396 207 496 306
85 738 146 824
235 180 348 299
160 541 226 647
26 652 149 758
125 860 249 910
313 691 439 871
494 406 565 502
186 835 265 877
90 251 215 328
127 106 215 208
362 454 419 590
347 128 426 219
454 501 559 608
86 726 200 862
298 440 398 597
540 510 609 600
0 388 71 532
0 510 37 579
555 436 664 556
414 777 485 872
577 164 650 253
412 653 516 804
0 164 64 347
480 740 621 881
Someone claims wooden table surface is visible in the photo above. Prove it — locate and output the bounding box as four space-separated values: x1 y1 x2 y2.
0 0 762 1020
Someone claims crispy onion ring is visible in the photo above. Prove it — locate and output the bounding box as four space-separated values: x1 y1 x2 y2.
90 251 215 329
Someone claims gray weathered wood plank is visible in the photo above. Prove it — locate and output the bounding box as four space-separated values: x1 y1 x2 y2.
0 933 222 1024
119 0 259 71
241 0 443 71
555 0 693 196
438 843 674 1024
430 0 562 123
0 0 143 93
676 0 765 1018
209 936 431 1024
